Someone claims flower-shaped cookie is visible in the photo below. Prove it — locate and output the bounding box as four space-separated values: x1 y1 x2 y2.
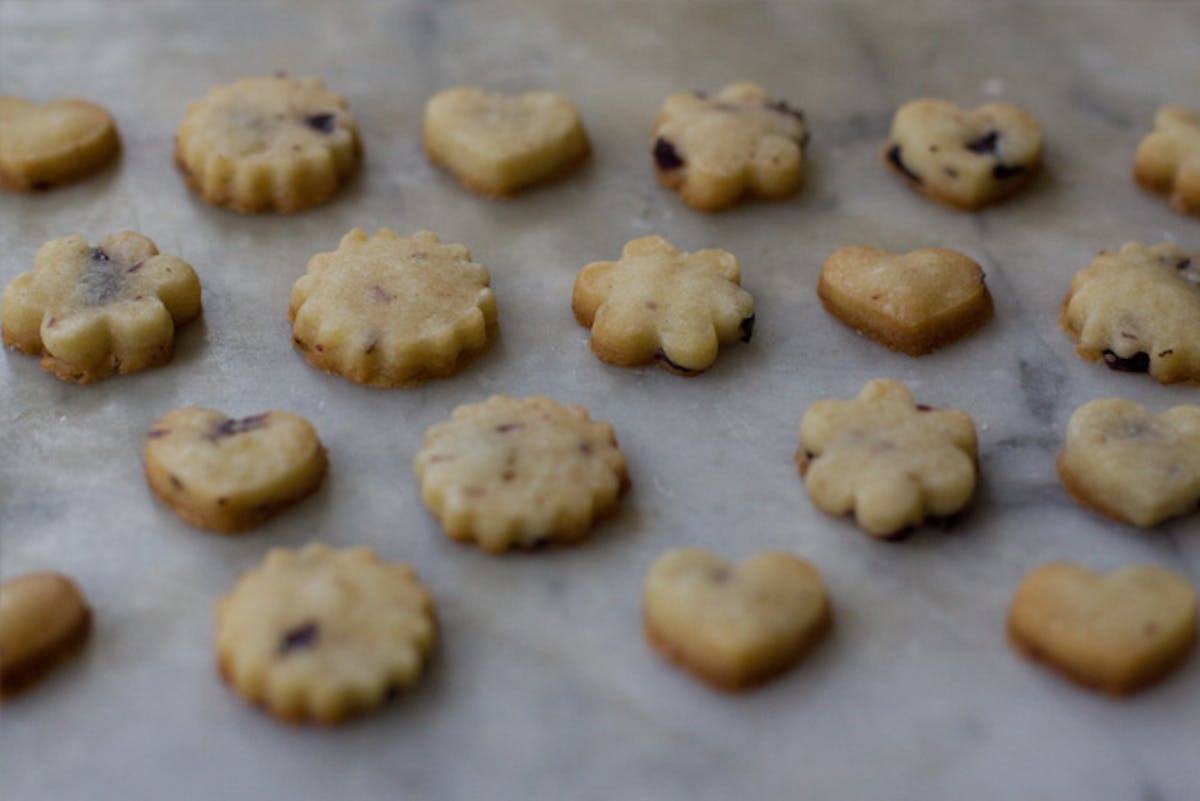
1057 398 1200 528
0 96 120 191
652 82 809 212
884 99 1043 210
1 232 202 382
644 549 830 691
145 408 328 533
289 229 498 388
1008 563 1197 695
572 236 755 375
424 87 590 196
217 544 437 724
175 75 360 213
1134 106 1200 217
795 379 978 537
414 395 629 553
818 246 993 355
1060 242 1200 384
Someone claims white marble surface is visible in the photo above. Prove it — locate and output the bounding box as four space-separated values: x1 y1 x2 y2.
2 0 1198 798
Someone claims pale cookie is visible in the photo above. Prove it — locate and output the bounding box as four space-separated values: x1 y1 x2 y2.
424 86 590 196
643 549 830 691
572 235 755 375
884 99 1043 210
0 96 119 191
1008 563 1197 696
0 572 91 697
795 379 978 538
651 82 808 212
1134 106 1200 217
414 395 629 553
289 229 498 388
1059 241 1200 384
1 231 202 383
175 75 360 213
1057 398 1200 528
818 246 993 355
144 408 328 534
216 544 437 724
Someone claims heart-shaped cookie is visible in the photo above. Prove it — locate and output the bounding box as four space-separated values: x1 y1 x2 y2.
818 246 993 355
1057 398 1200 527
643 549 830 690
144 408 327 533
0 96 119 191
424 86 590 196
884 98 1043 210
1008 563 1197 695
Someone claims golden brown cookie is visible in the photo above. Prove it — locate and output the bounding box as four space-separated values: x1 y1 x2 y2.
0 572 91 697
1 231 202 383
144 408 328 533
414 395 629 553
818 246 993 355
1008 563 1197 695
643 549 830 691
175 75 360 213
1134 106 1200 217
0 96 119 191
289 229 498 388
216 544 437 724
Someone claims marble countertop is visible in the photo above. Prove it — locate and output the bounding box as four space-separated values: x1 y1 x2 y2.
2 1 1198 798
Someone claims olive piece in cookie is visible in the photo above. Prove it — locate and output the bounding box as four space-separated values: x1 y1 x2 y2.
883 99 1043 210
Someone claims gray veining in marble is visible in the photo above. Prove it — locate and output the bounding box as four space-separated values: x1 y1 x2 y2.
1 1 1198 799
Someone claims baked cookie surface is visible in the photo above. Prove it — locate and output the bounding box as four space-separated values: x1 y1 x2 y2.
1134 106 1200 217
424 86 590 196
175 75 360 213
795 379 978 537
643 549 830 691
0 96 119 191
0 572 91 696
1060 241 1200 384
1057 398 1200 528
1 231 202 382
1008 563 1197 696
144 408 328 533
289 228 497 388
818 246 993 355
884 99 1043 210
572 235 755 375
414 395 629 553
216 544 437 724
651 82 808 212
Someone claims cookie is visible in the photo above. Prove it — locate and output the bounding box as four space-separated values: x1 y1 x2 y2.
571 235 755 375
795 379 978 538
0 572 91 697
423 86 590 197
414 395 629 553
651 82 808 212
818 246 993 356
0 96 119 192
175 75 360 213
144 408 328 534
1057 398 1200 528
1 231 202 383
216 544 437 724
289 229 498 388
643 549 830 691
1059 241 1200 384
1008 563 1197 696
1133 106 1200 217
884 99 1043 210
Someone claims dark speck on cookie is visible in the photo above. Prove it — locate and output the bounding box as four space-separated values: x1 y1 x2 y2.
303 113 335 134
653 137 684 171
1103 349 1150 373
965 131 999 155
886 145 922 185
278 621 320 655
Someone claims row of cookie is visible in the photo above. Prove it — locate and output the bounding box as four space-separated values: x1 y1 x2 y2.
4 546 1195 721
5 78 1198 217
3 228 1196 386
